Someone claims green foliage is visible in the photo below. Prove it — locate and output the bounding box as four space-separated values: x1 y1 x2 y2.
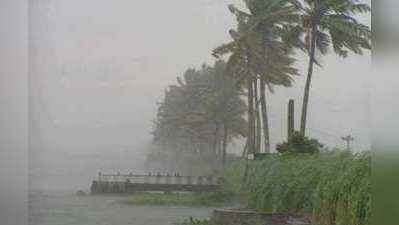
221 160 251 204
149 60 247 171
213 0 301 155
276 131 323 154
295 0 371 135
293 0 371 58
224 152 371 225
213 0 300 90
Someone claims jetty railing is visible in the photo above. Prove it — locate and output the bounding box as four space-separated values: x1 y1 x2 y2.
96 172 219 185
91 172 221 194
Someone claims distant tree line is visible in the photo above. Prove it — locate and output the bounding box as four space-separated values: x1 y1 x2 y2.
148 61 247 172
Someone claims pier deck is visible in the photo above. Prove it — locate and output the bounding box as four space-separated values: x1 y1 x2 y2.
91 173 221 194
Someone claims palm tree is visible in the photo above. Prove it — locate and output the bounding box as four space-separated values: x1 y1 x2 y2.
297 0 371 135
203 60 247 166
254 78 262 152
151 61 246 170
213 0 299 154
213 21 257 155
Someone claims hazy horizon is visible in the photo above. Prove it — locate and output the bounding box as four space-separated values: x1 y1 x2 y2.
29 0 371 190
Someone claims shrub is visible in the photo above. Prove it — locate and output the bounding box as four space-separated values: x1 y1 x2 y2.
276 131 323 154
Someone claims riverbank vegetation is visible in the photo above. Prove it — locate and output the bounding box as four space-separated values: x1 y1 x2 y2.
223 151 371 225
177 151 370 225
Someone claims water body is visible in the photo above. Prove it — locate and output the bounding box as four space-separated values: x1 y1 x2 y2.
29 191 215 225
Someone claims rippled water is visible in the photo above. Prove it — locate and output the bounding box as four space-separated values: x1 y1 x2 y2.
29 191 215 225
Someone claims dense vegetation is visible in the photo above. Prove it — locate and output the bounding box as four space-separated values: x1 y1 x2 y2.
177 151 371 225
276 131 324 154
223 152 371 225
147 61 246 173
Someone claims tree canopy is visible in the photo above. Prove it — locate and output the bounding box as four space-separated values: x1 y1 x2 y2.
149 60 247 173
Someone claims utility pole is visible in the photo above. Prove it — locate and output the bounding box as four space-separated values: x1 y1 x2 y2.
341 135 354 151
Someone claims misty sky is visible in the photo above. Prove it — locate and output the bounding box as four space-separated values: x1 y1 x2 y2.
32 0 242 153
30 0 372 185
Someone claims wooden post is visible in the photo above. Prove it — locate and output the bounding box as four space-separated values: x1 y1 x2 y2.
288 99 295 140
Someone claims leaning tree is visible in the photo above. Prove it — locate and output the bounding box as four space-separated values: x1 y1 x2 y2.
296 0 371 135
213 0 300 154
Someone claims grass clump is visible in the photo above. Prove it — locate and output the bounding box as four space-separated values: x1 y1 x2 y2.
123 192 232 207
224 151 371 225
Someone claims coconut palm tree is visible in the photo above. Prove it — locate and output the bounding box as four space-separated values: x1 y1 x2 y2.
297 0 371 135
151 61 247 170
213 0 299 154
202 60 247 166
213 16 257 155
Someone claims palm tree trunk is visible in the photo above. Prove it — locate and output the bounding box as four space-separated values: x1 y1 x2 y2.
213 122 220 157
247 77 255 155
222 124 228 168
218 137 222 158
300 23 318 136
254 79 261 153
241 139 248 158
246 47 256 155
242 137 249 183
260 76 270 153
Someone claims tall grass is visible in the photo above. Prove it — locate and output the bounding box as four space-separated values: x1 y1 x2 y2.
224 151 371 225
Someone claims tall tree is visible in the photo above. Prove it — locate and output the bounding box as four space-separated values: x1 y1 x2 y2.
213 19 257 155
214 0 299 154
259 76 270 152
254 79 262 152
151 61 246 171
204 60 247 166
297 0 371 135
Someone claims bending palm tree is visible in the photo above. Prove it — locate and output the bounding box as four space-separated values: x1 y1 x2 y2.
213 0 299 154
298 0 371 135
212 10 258 155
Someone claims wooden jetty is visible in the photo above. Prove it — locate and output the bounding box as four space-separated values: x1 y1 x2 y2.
91 172 221 194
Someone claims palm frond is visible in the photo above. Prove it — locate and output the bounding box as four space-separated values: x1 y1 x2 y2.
322 14 371 39
315 30 330 55
212 42 236 58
